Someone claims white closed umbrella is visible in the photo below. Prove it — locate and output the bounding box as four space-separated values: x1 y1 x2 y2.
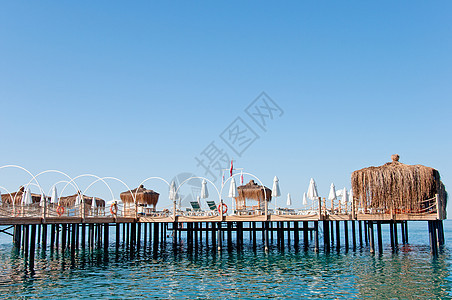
286 193 292 206
228 177 237 198
169 180 178 201
201 179 209 199
272 176 281 208
328 183 337 201
307 178 319 200
75 194 81 206
302 192 308 206
92 196 97 209
40 194 46 207
349 189 353 203
23 189 32 205
51 186 58 204
341 187 348 205
197 195 201 206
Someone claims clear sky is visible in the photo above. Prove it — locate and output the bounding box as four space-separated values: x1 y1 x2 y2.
0 1 451 211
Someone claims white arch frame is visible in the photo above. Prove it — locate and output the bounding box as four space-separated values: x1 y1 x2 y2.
175 176 221 210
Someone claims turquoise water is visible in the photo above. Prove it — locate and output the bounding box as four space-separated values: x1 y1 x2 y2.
0 221 450 299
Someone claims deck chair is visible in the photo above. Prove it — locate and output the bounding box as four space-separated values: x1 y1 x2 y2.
190 202 201 212
206 201 217 211
206 201 219 216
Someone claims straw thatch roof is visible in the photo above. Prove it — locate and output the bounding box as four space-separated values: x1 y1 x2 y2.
120 185 159 206
1 186 49 205
236 180 272 202
59 194 105 207
351 155 447 215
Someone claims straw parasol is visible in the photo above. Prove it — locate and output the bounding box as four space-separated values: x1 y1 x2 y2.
59 193 105 207
351 154 447 216
0 186 48 205
236 180 272 210
120 185 159 207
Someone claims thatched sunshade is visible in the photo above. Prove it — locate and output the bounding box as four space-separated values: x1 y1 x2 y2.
351 154 447 216
236 180 272 210
1 186 49 205
120 185 159 206
59 194 105 207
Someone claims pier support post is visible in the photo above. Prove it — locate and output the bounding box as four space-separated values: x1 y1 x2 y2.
376 221 383 253
351 221 356 251
29 225 36 268
264 221 269 251
303 221 309 250
153 222 159 253
50 224 55 250
344 221 349 251
252 222 257 250
227 222 233 250
115 224 120 251
71 224 76 257
61 224 67 251
330 222 334 246
368 221 375 253
314 221 319 252
405 221 409 244
394 221 398 247
294 221 300 250
428 221 438 255
389 222 395 251
335 221 340 251
104 223 109 253
217 222 222 251
358 221 363 247
323 221 330 252
438 221 445 246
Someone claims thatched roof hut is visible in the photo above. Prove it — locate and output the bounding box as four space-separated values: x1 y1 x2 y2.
120 185 159 206
351 155 447 217
59 194 105 207
1 186 49 205
236 180 272 210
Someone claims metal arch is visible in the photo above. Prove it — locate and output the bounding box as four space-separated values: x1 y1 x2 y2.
0 165 45 199
60 174 115 202
136 177 171 204
0 186 14 204
24 169 81 198
47 180 79 197
82 176 135 203
175 176 221 209
220 172 267 201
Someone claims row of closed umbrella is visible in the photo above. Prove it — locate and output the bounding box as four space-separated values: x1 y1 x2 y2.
272 177 353 207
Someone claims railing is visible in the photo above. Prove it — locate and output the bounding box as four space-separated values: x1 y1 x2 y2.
0 194 443 220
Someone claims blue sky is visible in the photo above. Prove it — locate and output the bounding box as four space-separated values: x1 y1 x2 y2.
0 1 451 211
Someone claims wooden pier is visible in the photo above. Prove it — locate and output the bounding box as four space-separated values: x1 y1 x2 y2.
0 202 446 270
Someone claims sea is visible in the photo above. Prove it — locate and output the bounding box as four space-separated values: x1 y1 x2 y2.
0 220 450 299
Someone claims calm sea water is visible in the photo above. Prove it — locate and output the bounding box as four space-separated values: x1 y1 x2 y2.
0 221 450 299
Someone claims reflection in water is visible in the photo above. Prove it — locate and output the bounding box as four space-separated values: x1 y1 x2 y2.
0 222 451 299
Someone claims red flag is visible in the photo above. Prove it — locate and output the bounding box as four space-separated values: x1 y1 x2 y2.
240 170 244 185
222 172 225 187
230 160 233 177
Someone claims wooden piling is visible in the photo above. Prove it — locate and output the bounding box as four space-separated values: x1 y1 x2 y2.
294 221 300 249
351 221 356 251
252 222 257 250
322 221 329 252
428 221 438 255
61 224 67 251
344 221 349 251
314 221 319 252
358 221 363 247
368 221 375 253
137 222 141 251
335 221 340 250
71 224 76 257
376 221 382 253
50 224 55 250
303 221 309 250
104 223 109 252
115 224 120 250
153 222 159 253
29 225 36 268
